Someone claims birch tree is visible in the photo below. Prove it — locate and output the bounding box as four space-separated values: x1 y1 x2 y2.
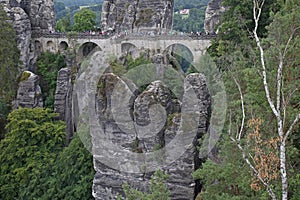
253 1 300 199
231 1 300 199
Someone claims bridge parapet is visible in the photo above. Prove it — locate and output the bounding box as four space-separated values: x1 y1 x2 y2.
118 34 216 41
32 31 216 41
32 31 111 40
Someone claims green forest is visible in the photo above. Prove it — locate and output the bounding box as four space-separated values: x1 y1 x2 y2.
0 0 300 199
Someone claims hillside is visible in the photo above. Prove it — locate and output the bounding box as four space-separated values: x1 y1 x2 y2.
174 0 209 10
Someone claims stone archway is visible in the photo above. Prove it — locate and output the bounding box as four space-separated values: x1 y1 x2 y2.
121 43 138 54
34 40 42 54
165 43 194 72
46 40 55 52
59 41 69 52
77 42 102 62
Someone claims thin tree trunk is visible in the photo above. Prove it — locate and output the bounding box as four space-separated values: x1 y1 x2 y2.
252 1 287 199
279 138 288 200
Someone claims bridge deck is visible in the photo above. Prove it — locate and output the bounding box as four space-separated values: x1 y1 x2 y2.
32 32 217 41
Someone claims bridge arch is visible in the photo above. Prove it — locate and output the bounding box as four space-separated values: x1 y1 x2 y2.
46 40 55 52
77 42 102 62
121 43 138 54
59 41 69 52
164 43 194 72
34 40 42 54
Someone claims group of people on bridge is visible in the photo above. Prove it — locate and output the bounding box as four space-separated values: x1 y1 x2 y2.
32 29 217 40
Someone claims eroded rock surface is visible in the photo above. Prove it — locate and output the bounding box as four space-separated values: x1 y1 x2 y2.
134 81 172 152
101 0 174 32
16 71 43 108
2 3 32 70
204 0 225 34
1 0 55 69
92 70 211 199
29 0 55 31
54 68 73 142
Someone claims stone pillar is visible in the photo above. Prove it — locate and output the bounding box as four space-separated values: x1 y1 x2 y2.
92 71 211 199
54 68 73 143
16 71 43 108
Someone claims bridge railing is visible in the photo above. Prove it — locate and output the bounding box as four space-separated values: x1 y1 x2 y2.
115 34 216 41
32 31 217 41
32 31 111 39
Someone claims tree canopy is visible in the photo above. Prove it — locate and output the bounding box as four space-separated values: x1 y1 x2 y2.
0 4 20 101
0 4 20 137
0 108 94 200
197 0 300 199
0 108 66 199
36 52 67 109
56 13 72 32
73 8 96 31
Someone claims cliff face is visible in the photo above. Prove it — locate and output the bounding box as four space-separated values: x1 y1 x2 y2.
91 70 211 199
29 0 56 31
71 49 211 199
1 0 55 69
54 68 74 143
204 0 225 34
101 0 174 32
6 0 55 32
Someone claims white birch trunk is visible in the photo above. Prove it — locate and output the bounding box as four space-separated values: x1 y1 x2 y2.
279 139 288 200
252 1 299 199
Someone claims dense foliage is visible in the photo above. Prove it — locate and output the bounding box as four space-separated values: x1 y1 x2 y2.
173 7 206 33
37 134 94 200
0 108 94 199
196 0 300 199
54 1 101 31
123 170 170 200
56 13 72 32
36 52 67 109
0 108 66 199
0 5 20 101
173 0 209 32
73 8 97 31
0 4 20 137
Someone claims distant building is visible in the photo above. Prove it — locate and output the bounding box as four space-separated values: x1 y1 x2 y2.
179 9 190 19
179 9 190 15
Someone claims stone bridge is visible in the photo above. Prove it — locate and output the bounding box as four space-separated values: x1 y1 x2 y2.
33 32 214 63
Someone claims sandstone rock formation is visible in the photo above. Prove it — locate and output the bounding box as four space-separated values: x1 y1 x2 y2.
92 70 211 199
29 0 55 32
134 81 172 152
1 2 32 70
204 0 226 34
54 68 73 143
16 71 43 108
1 0 55 69
3 0 55 32
101 0 174 32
